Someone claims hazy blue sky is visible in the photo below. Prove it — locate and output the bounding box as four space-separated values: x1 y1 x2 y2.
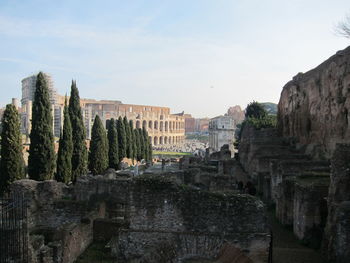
0 0 349 117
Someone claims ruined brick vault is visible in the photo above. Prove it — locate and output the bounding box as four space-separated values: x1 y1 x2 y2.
11 169 270 263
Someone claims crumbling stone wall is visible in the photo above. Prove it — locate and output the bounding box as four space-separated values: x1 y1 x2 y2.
278 46 350 159
323 143 350 262
75 175 270 262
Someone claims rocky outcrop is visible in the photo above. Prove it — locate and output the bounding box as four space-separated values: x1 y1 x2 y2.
278 46 350 159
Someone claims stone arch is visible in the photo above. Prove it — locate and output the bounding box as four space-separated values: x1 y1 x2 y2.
136 120 141 129
164 136 168 144
165 121 168 132
148 120 153 129
142 120 147 129
159 136 163 145
154 121 158 130
154 136 158 145
160 121 164 132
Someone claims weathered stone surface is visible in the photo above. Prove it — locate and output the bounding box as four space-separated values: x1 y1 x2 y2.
278 46 350 159
323 143 350 262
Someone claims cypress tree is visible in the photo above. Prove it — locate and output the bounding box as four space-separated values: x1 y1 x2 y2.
69 81 88 182
28 72 55 180
129 120 137 162
138 128 145 161
123 116 133 159
134 128 141 161
107 118 119 169
0 104 24 194
116 116 126 160
89 115 108 175
56 97 73 184
148 142 153 163
142 127 149 161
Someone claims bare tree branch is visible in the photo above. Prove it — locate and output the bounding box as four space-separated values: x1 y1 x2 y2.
335 14 350 39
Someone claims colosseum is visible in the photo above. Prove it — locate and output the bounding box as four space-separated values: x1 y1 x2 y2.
63 97 185 146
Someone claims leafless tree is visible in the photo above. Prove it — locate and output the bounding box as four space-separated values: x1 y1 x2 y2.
335 14 350 38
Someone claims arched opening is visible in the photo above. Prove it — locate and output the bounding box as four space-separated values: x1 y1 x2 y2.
175 122 178 130
154 136 158 145
136 120 141 129
160 121 163 132
165 121 168 132
149 120 153 129
154 121 158 130
164 136 168 144
169 137 172 144
159 136 163 145
142 120 147 129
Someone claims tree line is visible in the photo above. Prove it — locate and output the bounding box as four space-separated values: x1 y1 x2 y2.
0 72 152 194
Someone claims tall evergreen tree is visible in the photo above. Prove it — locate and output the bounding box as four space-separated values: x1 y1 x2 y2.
148 142 153 163
134 128 141 161
123 116 133 158
89 115 108 175
138 128 146 161
0 104 24 194
142 127 149 161
116 116 127 160
129 120 137 162
56 97 73 184
107 118 119 169
69 81 88 182
28 72 55 180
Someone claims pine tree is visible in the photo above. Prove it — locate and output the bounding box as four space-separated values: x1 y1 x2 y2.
69 81 87 182
129 120 137 162
56 97 73 184
123 116 133 159
107 118 119 169
116 116 126 160
89 115 108 175
28 72 55 180
0 104 24 194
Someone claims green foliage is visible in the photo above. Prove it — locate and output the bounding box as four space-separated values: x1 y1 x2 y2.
123 116 133 158
28 72 55 181
138 128 146 161
69 81 88 182
129 120 137 162
116 116 127 160
56 97 73 184
245 114 277 129
134 128 142 161
142 127 151 161
0 104 24 194
148 142 153 161
245 101 268 119
89 115 108 175
107 118 119 169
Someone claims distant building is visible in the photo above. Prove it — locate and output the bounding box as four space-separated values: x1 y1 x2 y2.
195 118 210 133
21 73 60 137
226 105 245 124
209 115 235 154
20 73 185 145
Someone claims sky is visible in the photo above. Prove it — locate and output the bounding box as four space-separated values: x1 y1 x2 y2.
0 0 349 118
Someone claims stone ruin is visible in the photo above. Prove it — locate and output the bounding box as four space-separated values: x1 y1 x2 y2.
237 45 350 262
10 163 270 263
